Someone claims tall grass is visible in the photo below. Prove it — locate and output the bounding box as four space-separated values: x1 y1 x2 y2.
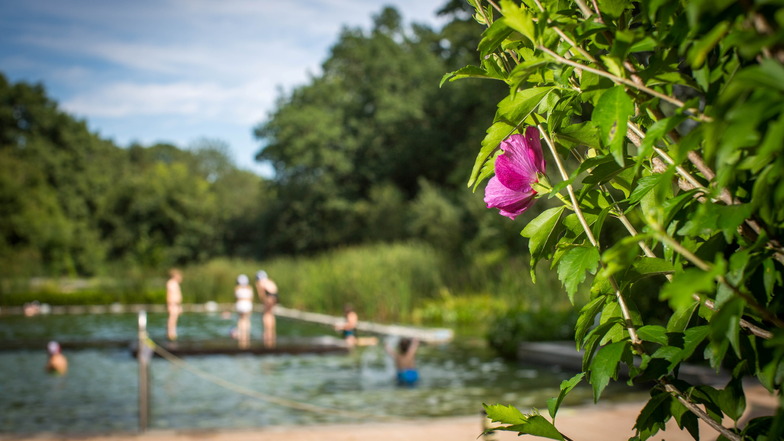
2 241 578 339
183 242 445 322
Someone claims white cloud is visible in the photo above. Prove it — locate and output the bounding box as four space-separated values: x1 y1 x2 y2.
0 0 449 173
62 78 278 125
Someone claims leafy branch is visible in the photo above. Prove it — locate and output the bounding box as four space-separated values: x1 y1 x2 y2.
449 0 784 440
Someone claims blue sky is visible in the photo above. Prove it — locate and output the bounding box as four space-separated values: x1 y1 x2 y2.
0 0 448 176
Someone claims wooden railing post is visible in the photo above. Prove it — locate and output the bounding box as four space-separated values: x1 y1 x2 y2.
138 310 150 432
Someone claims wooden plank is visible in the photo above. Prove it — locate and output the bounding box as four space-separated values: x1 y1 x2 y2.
274 306 454 343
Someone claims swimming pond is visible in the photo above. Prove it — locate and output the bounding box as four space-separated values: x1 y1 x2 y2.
0 311 643 434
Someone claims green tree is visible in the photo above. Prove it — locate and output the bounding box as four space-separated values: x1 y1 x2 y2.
0 75 122 275
254 5 511 256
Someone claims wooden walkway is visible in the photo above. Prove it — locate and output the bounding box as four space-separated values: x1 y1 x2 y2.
133 336 350 357
274 306 453 343
518 341 730 386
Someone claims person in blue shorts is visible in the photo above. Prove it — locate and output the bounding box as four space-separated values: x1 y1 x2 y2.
387 337 419 386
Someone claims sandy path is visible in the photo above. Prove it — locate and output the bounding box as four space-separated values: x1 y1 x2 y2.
3 387 776 441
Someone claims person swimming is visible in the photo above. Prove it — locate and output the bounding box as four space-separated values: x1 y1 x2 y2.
387 337 419 386
45 341 68 375
335 304 358 347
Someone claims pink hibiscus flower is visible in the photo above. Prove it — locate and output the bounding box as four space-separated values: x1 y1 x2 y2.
484 127 546 220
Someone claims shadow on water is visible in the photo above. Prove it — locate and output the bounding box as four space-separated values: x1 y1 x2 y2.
0 311 644 434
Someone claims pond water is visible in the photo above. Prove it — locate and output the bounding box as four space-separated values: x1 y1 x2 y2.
0 311 641 434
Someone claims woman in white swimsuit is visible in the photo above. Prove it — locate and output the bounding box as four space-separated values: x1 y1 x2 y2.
234 274 254 349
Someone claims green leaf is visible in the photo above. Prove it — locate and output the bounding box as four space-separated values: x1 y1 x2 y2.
497 87 552 125
440 65 498 87
763 258 782 303
597 0 630 18
667 302 698 332
547 373 585 420
556 122 602 150
659 267 716 311
478 18 513 56
582 320 621 370
484 405 564 440
581 159 627 187
484 403 526 424
719 364 747 422
508 58 551 89
661 189 702 228
628 175 662 205
590 341 630 401
710 297 744 358
627 257 676 284
506 415 564 440
468 120 515 189
678 201 754 242
678 325 710 367
670 398 700 439
521 206 566 265
575 296 607 345
557 245 601 302
593 86 634 165
600 235 649 281
500 0 536 44
634 391 671 438
687 21 730 68
637 325 668 345
638 115 687 159
728 59 784 95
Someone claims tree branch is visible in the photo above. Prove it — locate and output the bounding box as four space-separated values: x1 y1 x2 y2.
662 381 742 441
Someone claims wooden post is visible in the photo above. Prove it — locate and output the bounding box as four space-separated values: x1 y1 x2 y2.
138 310 150 432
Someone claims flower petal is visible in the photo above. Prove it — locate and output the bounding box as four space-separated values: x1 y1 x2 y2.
523 126 546 173
484 176 536 220
496 130 544 190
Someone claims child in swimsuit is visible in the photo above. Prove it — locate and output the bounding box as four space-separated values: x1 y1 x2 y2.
335 304 358 347
387 337 419 386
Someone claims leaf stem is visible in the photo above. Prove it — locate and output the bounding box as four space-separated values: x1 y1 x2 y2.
652 224 784 328
537 121 642 347
537 46 711 123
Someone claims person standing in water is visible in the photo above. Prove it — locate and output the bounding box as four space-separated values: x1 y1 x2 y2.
46 341 68 375
166 269 183 341
387 337 420 386
335 304 358 348
235 274 254 349
255 270 278 348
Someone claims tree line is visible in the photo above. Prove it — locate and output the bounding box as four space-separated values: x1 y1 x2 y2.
0 2 535 280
